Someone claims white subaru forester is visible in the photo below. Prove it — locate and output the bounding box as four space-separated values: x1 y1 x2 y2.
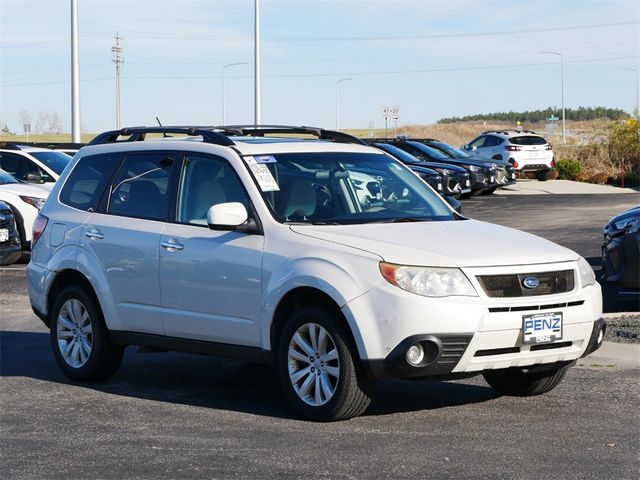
27 126 604 421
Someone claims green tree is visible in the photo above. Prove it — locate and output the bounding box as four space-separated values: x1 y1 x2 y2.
608 112 640 173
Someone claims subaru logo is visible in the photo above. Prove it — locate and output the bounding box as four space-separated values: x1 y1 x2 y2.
523 277 539 289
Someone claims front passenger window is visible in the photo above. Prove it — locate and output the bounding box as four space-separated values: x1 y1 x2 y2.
470 136 486 149
176 154 250 226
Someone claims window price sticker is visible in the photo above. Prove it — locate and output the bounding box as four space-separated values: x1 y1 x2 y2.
244 156 280 192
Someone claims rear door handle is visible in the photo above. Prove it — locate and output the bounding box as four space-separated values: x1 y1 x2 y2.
85 229 104 240
161 240 184 252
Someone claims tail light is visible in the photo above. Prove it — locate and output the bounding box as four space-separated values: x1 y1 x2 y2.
32 214 48 247
550 160 555 168
545 144 553 150
511 160 519 168
506 145 522 152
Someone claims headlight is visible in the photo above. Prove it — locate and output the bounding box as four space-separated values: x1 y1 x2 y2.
613 217 640 233
464 165 480 172
490 163 497 169
19 196 46 210
577 256 596 288
379 262 478 297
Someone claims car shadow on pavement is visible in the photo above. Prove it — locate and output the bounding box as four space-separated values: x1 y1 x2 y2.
1 330 499 419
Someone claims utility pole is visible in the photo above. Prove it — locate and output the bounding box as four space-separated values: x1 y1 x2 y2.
112 33 124 129
254 0 261 126
70 0 80 143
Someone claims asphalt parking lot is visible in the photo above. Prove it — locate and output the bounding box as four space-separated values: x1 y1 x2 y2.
1 191 639 479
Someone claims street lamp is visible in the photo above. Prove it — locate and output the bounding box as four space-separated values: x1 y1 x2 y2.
221 62 246 125
254 0 261 126
336 78 352 131
620 68 639 115
541 51 565 144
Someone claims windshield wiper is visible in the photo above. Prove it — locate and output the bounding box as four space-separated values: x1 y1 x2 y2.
373 217 425 224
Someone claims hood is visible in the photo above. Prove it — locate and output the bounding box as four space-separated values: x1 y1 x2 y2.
0 182 50 198
407 161 467 173
608 205 640 226
290 219 578 268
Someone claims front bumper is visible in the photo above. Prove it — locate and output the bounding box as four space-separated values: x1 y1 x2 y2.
442 173 471 196
469 170 497 191
602 231 640 288
342 275 603 380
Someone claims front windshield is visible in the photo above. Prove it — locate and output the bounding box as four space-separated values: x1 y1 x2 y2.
248 152 454 225
29 151 72 174
0 169 19 185
430 141 470 158
374 143 422 164
407 142 451 161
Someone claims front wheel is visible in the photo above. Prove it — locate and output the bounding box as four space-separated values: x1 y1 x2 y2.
50 285 123 381
483 364 568 396
278 306 373 421
481 186 498 195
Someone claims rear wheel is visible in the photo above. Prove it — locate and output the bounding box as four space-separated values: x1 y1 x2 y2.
536 170 552 181
50 285 123 381
483 364 568 396
278 305 373 421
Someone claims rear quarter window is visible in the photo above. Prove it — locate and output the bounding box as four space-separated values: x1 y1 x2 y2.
60 153 121 211
510 136 547 146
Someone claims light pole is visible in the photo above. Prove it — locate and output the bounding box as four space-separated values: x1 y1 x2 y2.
541 51 565 144
70 0 80 142
336 78 352 131
620 68 639 115
221 62 246 125
254 0 261 126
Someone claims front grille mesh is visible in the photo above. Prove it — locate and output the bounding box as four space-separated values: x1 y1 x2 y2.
477 270 575 298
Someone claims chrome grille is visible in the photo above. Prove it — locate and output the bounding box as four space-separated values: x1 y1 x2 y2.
477 270 575 297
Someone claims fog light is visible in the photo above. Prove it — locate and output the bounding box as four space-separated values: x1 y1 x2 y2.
597 328 604 345
406 343 424 366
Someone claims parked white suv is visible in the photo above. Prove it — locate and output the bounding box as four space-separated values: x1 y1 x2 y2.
27 126 604 421
0 169 49 258
0 143 72 188
463 130 554 181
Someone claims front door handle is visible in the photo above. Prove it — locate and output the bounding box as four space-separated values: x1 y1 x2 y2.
85 229 104 240
161 240 184 252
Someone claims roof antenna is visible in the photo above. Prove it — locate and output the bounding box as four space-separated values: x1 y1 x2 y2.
156 116 169 137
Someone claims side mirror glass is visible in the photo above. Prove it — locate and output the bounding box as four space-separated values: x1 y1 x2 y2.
444 196 462 214
207 202 248 231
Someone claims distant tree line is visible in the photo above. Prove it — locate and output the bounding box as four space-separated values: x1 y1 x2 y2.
439 107 629 123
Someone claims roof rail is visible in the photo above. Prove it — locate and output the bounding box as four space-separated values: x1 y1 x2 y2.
33 142 86 149
87 126 236 147
218 124 367 145
87 125 368 147
0 142 23 150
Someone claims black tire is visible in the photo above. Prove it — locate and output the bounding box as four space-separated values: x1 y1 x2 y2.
536 170 552 181
0 251 22 266
50 285 123 381
480 186 498 195
277 305 373 421
483 364 568 397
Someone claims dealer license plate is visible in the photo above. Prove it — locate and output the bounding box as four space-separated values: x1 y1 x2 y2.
522 312 562 345
0 229 8 242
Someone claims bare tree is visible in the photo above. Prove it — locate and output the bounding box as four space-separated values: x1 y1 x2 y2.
49 112 64 134
18 110 32 132
35 111 49 135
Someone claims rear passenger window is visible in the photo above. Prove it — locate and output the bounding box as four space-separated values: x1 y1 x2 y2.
108 152 174 221
60 153 120 211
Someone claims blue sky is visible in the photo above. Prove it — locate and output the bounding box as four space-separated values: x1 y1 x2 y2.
1 0 638 134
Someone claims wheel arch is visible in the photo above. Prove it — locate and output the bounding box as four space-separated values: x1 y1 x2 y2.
269 286 364 361
46 269 101 328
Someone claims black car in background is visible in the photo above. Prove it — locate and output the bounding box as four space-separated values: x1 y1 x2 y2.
369 142 471 198
416 138 516 195
0 200 22 266
373 138 497 196
602 205 640 289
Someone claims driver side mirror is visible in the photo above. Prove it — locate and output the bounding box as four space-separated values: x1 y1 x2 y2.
26 172 43 183
366 181 381 196
444 196 462 214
